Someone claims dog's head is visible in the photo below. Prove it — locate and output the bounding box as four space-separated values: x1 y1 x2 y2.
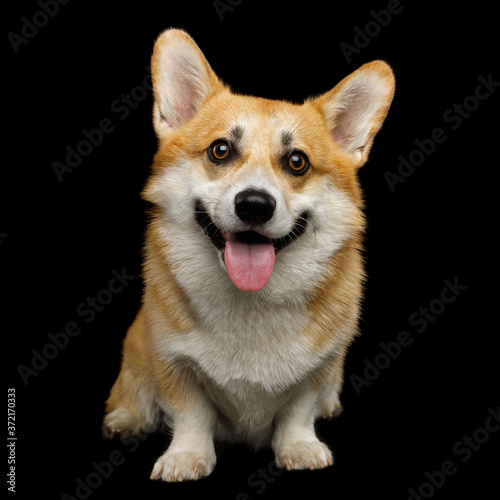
143 29 394 295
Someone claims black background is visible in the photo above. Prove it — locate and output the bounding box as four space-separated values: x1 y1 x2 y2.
4 1 499 499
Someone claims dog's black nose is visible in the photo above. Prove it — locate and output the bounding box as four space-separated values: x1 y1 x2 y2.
234 189 276 225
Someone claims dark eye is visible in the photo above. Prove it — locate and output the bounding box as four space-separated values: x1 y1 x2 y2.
287 151 309 175
208 140 231 162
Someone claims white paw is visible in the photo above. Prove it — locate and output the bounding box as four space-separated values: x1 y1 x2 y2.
103 408 141 439
319 391 343 419
276 440 334 470
150 449 216 482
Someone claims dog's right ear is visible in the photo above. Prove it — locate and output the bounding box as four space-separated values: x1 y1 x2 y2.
151 29 225 136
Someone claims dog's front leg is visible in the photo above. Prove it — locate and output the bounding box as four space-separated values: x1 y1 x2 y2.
272 385 334 471
150 365 217 482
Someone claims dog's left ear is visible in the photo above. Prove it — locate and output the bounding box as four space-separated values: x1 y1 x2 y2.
312 61 395 168
151 29 225 137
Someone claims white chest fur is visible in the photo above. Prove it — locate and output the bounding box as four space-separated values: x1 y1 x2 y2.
154 293 323 394
152 295 328 446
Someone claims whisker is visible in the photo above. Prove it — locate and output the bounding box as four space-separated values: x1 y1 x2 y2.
166 209 189 235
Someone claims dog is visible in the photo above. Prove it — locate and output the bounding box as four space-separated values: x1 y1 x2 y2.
103 28 395 482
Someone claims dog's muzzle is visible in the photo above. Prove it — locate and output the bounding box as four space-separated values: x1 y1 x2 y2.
194 193 307 292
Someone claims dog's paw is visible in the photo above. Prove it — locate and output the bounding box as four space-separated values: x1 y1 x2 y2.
319 398 343 420
150 449 216 482
318 391 343 420
276 440 334 471
103 408 141 439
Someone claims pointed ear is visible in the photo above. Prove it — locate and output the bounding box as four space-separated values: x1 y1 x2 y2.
312 61 395 167
151 29 225 136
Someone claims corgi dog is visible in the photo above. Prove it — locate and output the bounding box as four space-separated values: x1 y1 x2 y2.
103 28 395 482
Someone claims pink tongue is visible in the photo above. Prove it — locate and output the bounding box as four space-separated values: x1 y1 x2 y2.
225 234 275 291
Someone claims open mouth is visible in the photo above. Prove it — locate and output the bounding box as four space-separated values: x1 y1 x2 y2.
194 200 308 291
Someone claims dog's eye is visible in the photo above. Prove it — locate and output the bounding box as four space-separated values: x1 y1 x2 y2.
208 140 231 162
287 152 309 175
